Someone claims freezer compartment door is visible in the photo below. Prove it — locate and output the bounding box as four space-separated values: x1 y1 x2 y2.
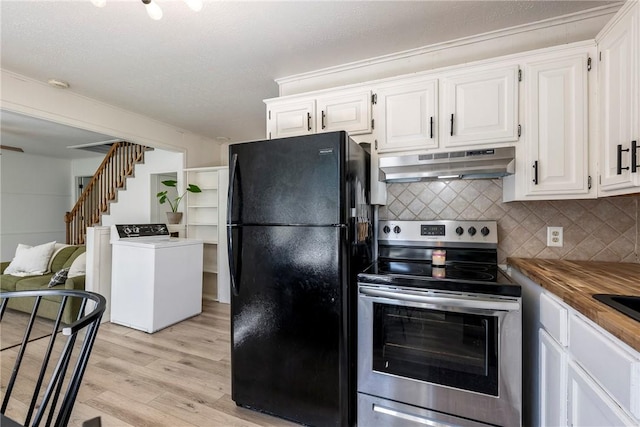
228 132 346 225
230 225 350 427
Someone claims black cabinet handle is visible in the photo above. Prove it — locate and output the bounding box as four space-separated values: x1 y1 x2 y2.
533 161 539 185
632 141 639 173
450 114 454 136
307 112 312 131
617 144 630 175
321 110 326 129
430 116 434 139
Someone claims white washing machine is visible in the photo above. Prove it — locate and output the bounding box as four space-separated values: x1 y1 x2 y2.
110 224 203 333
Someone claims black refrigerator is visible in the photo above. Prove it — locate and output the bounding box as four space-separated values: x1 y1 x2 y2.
227 131 372 427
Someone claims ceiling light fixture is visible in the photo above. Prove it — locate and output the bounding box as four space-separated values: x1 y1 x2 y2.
90 0 203 20
47 79 70 89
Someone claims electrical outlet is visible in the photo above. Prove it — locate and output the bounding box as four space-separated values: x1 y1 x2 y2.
547 226 563 247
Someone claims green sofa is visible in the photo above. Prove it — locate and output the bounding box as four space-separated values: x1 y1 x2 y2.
1 245 86 324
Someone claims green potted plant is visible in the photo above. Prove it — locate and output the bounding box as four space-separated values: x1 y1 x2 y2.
156 180 202 224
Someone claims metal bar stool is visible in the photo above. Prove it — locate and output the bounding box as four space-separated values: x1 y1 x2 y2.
1 289 106 427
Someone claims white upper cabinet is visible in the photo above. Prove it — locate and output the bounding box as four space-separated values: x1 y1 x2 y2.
440 65 519 148
504 45 594 201
266 100 315 139
316 90 372 135
374 78 438 153
265 90 372 139
597 1 639 195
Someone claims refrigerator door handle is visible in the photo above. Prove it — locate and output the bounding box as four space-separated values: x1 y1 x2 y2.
227 153 239 295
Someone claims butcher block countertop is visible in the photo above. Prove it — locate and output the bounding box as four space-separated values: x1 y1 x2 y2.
507 258 640 353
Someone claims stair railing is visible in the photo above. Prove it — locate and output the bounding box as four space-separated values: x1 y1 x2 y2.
65 141 148 245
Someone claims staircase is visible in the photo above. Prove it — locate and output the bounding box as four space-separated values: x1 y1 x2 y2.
65 141 149 245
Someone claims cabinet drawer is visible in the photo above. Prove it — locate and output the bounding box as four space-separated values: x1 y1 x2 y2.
569 313 640 418
540 292 568 346
567 360 638 426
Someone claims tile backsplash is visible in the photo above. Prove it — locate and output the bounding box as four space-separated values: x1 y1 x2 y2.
379 180 640 265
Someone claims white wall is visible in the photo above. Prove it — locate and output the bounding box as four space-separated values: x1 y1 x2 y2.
0 151 72 259
101 149 183 226
1 70 221 167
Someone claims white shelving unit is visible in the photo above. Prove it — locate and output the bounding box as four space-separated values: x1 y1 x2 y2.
184 166 230 303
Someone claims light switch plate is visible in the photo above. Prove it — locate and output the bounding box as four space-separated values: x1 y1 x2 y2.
547 226 563 247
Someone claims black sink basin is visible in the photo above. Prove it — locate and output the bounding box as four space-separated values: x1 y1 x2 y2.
593 294 640 322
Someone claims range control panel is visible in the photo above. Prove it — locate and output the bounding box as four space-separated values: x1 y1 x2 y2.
379 220 498 245
112 224 170 240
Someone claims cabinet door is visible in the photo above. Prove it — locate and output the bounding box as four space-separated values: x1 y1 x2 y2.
598 5 639 192
316 90 372 135
525 53 590 196
375 79 438 153
440 66 518 147
567 361 637 427
539 329 567 427
266 100 315 139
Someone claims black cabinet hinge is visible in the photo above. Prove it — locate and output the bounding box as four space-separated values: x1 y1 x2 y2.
599 51 602 61
268 131 272 139
371 119 375 130
372 93 377 105
588 175 592 189
518 69 522 82
268 110 271 120
587 57 592 71
518 124 522 138
375 139 378 150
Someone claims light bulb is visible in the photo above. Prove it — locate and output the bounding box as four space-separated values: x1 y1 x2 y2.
183 0 203 12
91 0 106 7
144 0 163 20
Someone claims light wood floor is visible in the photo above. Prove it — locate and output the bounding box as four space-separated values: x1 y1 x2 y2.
1 300 299 427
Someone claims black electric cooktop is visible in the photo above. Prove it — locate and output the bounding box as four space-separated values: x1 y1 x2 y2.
358 260 521 297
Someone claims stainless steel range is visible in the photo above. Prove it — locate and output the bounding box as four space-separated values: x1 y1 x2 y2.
357 220 521 427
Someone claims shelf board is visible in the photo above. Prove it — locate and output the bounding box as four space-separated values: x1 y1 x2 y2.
187 222 218 226
188 204 218 208
203 268 218 274
203 240 218 244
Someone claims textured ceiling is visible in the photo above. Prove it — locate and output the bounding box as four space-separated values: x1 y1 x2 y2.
0 0 621 157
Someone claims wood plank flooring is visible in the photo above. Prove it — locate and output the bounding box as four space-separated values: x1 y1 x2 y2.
1 300 299 427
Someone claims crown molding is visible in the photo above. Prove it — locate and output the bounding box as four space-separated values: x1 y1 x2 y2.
275 3 623 87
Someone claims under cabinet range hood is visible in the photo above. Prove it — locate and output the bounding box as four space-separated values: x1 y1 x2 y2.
379 146 516 182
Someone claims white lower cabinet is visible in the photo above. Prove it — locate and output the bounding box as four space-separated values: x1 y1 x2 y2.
567 360 638 427
539 329 567 426
511 268 640 427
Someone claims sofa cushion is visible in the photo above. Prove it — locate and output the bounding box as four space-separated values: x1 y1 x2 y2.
50 245 78 272
0 274 23 291
14 275 52 291
4 241 56 276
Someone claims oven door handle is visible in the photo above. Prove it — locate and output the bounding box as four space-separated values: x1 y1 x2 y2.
359 287 520 312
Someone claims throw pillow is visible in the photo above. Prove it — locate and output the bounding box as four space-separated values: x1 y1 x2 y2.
68 252 86 278
48 268 70 288
4 241 57 276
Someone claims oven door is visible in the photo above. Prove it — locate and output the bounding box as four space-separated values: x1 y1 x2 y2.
357 284 522 427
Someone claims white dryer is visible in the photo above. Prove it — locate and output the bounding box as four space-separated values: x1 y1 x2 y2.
110 224 203 333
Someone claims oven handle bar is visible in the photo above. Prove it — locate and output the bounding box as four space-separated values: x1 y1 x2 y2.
373 405 452 427
359 287 520 312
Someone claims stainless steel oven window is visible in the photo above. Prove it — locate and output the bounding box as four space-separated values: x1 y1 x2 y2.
372 303 499 395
